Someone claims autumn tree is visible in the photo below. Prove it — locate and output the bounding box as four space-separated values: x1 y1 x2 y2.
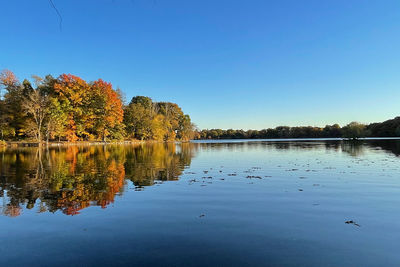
155 102 183 140
90 79 124 141
53 74 91 141
0 70 36 139
29 75 67 142
46 97 69 142
22 88 49 142
177 114 195 141
123 96 154 140
151 114 168 141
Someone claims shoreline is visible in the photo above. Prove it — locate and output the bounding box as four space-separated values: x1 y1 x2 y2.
0 140 190 147
1 137 399 147
191 137 400 143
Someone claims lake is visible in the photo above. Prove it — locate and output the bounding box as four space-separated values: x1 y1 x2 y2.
1 139 400 267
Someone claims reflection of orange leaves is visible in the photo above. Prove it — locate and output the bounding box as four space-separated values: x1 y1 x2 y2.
3 205 21 217
65 146 79 161
58 199 90 216
55 159 126 215
1 143 190 217
65 205 81 215
96 160 125 209
58 188 91 215
102 161 125 208
66 146 78 173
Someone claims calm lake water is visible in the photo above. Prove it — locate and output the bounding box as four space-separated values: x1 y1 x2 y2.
1 140 400 267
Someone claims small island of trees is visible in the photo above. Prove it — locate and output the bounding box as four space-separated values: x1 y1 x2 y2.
0 69 196 144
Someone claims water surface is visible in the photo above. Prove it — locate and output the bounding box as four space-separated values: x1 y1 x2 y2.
1 140 400 267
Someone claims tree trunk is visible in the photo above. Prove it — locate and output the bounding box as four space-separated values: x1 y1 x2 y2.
38 121 42 144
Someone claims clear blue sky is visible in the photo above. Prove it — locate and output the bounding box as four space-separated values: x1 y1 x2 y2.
1 0 399 130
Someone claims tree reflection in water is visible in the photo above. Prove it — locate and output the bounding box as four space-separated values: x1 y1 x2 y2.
0 143 197 217
1 140 398 217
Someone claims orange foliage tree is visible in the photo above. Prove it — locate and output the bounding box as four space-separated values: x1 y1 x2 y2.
53 74 90 141
90 79 124 141
53 74 124 141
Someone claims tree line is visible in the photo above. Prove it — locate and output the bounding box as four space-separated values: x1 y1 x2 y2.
0 69 195 143
197 118 400 140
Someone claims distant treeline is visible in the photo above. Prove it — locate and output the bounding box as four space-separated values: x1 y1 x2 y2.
0 70 195 142
197 117 400 140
